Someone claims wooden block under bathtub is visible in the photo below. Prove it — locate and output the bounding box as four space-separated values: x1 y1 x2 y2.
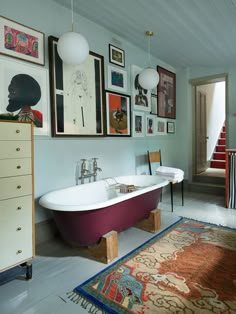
87 230 118 264
135 208 161 233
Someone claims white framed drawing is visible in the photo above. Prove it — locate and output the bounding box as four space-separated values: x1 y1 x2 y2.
107 65 127 93
131 64 151 112
146 114 156 136
156 117 167 135
0 56 49 136
132 111 145 137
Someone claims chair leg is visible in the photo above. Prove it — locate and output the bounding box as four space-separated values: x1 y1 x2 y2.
181 180 184 206
170 182 173 212
160 190 162 202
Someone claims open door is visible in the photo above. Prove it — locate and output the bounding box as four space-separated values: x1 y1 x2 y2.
195 90 208 174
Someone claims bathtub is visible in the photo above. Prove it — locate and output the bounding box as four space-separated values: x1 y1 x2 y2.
39 175 168 246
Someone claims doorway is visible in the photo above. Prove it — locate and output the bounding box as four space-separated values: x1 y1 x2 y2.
191 74 227 183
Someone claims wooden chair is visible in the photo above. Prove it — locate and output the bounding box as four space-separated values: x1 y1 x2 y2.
147 150 184 212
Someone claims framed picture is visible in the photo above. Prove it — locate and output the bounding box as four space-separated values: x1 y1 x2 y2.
0 16 45 65
105 91 131 136
150 94 158 115
156 117 167 135
0 56 49 136
131 64 151 112
157 66 176 119
109 44 125 67
48 36 105 137
107 65 127 93
146 115 156 136
132 111 144 137
167 121 175 134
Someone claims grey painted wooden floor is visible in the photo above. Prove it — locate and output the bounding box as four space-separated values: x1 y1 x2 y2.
0 190 235 314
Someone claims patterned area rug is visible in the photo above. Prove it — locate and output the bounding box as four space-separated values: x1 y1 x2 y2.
67 218 236 313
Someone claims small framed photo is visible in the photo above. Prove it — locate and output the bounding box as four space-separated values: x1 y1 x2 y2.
131 64 151 112
132 111 144 137
107 65 127 93
0 15 45 65
150 94 158 115
105 91 131 137
156 118 167 135
146 115 156 136
157 66 176 119
167 121 175 134
109 44 125 67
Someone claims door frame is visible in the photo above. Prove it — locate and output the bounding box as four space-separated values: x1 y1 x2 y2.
190 73 228 181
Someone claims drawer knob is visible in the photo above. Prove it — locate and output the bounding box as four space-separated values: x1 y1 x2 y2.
17 227 22 231
16 130 20 134
17 185 21 189
16 250 22 254
17 206 22 210
16 148 21 152
17 165 21 169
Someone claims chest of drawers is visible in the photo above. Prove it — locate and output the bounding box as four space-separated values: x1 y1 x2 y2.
0 120 34 280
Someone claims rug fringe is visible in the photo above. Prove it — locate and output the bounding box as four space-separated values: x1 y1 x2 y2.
66 291 106 314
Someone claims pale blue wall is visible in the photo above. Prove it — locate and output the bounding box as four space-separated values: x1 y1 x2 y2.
1 0 179 222
2 0 236 223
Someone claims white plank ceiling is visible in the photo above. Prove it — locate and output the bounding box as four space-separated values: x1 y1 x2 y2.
53 0 236 68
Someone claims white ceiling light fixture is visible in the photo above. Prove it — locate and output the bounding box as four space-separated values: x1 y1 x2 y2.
57 0 89 65
138 31 159 90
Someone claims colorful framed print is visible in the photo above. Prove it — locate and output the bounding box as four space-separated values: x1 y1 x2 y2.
48 36 105 137
156 117 167 135
131 64 151 112
0 16 45 65
157 66 176 119
0 56 49 136
105 91 131 137
146 115 156 136
109 44 125 67
167 121 175 134
132 111 144 137
107 65 127 93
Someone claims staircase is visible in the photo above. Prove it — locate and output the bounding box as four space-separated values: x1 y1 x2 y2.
210 125 226 169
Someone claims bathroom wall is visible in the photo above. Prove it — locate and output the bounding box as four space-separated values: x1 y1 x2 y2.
2 1 236 224
1 0 180 223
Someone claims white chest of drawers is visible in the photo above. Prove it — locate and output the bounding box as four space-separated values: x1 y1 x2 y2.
0 120 34 274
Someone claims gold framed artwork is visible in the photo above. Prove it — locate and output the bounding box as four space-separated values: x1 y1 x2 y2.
0 15 45 65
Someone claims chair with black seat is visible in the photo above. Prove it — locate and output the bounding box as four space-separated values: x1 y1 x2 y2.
147 150 184 212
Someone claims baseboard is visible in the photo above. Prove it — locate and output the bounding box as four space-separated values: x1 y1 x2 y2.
35 219 59 247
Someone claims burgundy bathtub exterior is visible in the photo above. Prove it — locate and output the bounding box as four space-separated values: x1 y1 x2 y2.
52 188 162 246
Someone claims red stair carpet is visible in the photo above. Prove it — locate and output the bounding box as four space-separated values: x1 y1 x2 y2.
210 125 226 169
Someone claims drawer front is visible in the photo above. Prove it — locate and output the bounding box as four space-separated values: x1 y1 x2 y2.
0 226 33 270
0 122 31 141
0 141 31 159
0 196 32 222
0 175 32 200
0 158 32 178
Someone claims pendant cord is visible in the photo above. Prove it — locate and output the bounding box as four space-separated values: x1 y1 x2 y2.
148 35 151 66
71 0 74 32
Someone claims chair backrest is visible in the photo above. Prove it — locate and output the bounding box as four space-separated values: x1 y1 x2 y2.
147 150 162 175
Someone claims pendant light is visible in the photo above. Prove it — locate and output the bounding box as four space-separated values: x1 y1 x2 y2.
57 0 89 65
139 31 159 90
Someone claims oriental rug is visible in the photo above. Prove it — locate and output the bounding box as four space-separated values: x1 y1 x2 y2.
66 218 236 313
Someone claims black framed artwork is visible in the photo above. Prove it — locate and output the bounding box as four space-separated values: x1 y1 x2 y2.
157 66 176 119
48 36 105 137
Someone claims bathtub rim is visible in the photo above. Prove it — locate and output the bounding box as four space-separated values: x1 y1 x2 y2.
39 175 169 212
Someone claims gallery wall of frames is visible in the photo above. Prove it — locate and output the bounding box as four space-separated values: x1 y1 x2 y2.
0 15 176 138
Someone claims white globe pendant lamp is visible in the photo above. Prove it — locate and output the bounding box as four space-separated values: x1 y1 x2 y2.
57 0 89 65
139 31 159 90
